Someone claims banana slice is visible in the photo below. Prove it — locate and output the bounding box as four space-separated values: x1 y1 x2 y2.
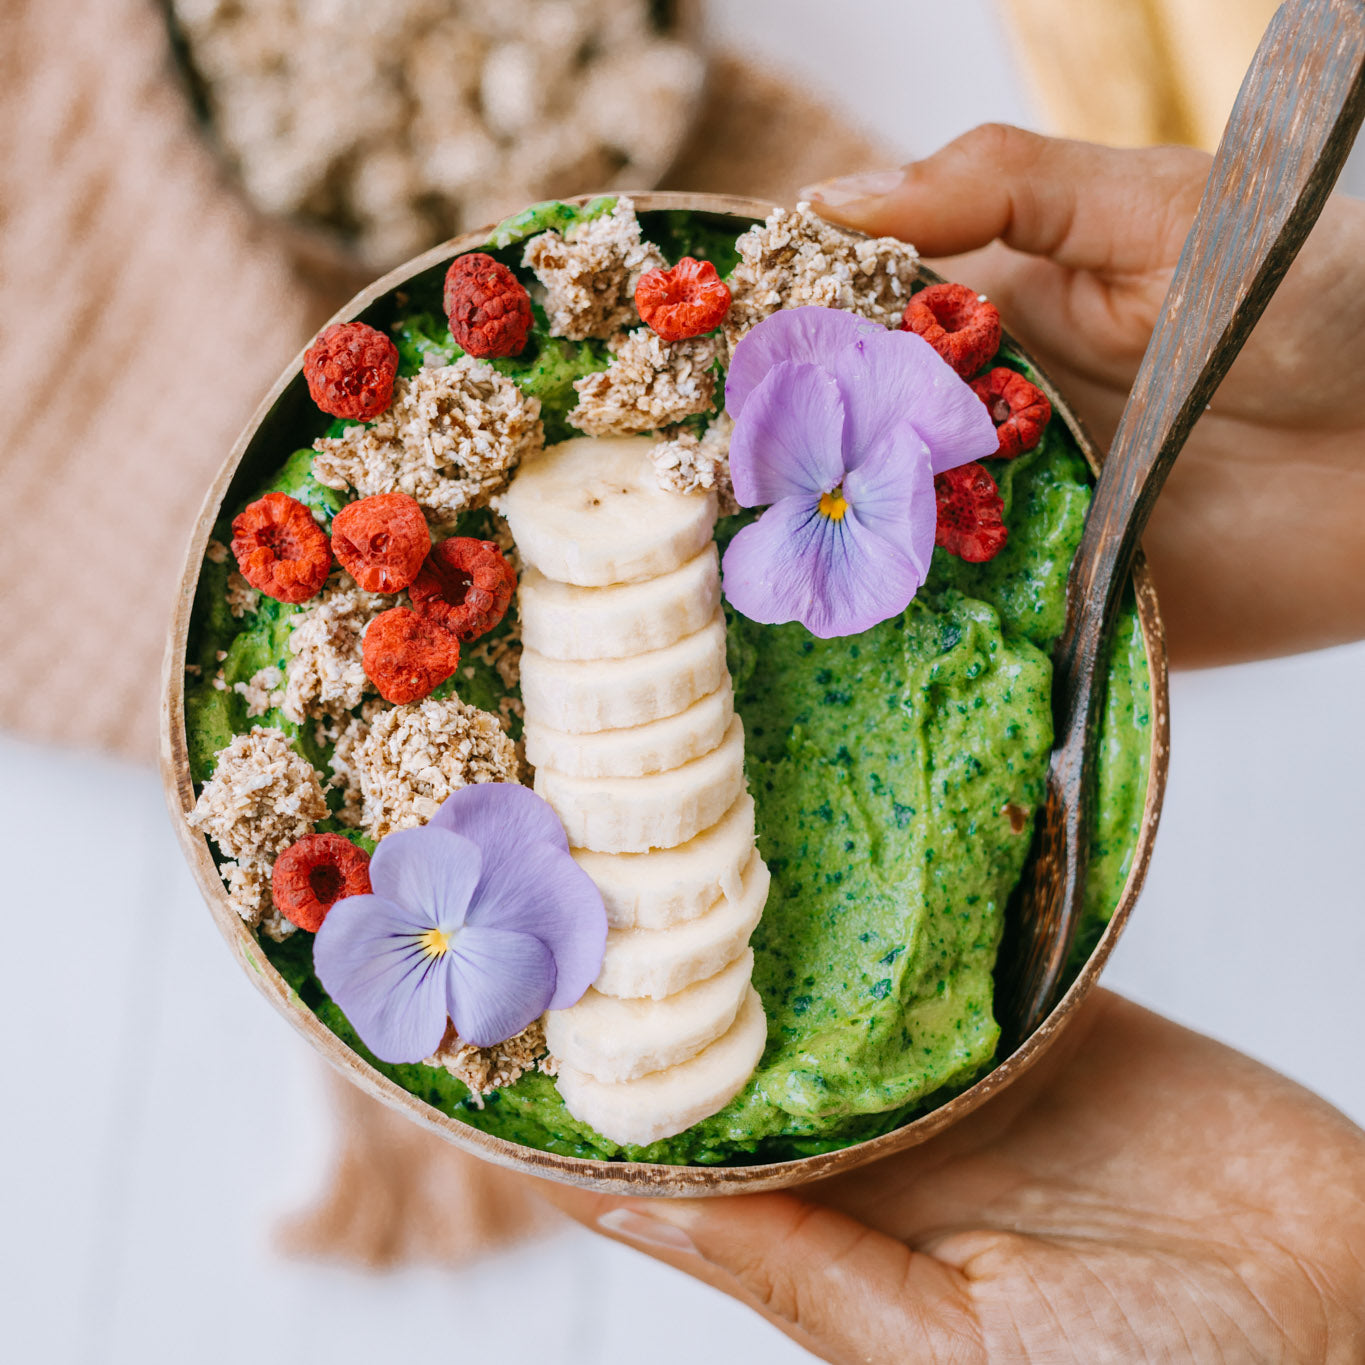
545 949 753 1085
518 546 720 661
593 852 769 999
536 716 745 854
524 681 734 780
519 611 727 734
500 435 718 586
556 987 768 1146
572 792 756 929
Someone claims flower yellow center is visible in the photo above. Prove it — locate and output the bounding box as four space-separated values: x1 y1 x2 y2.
418 927 452 958
818 488 848 521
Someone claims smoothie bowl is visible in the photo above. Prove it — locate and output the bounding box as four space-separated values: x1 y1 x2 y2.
162 192 1167 1195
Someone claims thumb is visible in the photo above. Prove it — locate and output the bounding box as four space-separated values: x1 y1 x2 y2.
545 1186 983 1364
801 123 1208 275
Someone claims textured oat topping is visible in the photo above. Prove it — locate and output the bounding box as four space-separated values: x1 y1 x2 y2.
187 726 327 936
323 699 386 829
281 572 386 724
312 358 543 530
351 695 521 840
568 327 723 436
168 2 702 267
234 665 285 718
725 202 920 345
205 538 229 565
423 1017 556 1105
522 197 665 340
652 412 736 512
225 569 261 619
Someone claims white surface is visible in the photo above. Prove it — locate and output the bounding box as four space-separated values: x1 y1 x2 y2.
6 2 1364 1362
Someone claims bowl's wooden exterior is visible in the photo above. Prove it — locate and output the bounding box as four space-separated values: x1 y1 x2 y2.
160 192 1170 1197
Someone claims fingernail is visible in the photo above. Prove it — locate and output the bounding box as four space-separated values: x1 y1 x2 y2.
801 168 905 208
598 1206 699 1256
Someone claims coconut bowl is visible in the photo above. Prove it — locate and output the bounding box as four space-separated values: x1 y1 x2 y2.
161 192 1169 1197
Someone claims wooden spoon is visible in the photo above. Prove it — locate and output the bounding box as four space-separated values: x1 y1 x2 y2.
1000 0 1365 1046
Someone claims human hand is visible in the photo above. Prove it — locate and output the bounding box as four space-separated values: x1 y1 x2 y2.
542 991 1365 1363
801 127 1365 667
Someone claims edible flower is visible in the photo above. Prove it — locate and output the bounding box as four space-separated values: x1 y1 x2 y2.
313 784 607 1063
720 307 999 637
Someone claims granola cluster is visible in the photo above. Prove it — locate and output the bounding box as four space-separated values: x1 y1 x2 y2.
568 327 723 436
170 1 703 266
347 695 522 840
312 358 543 530
523 197 665 340
234 665 285 718
225 569 261 619
651 412 736 511
725 202 921 344
187 726 327 937
423 1017 557 1106
280 572 386 724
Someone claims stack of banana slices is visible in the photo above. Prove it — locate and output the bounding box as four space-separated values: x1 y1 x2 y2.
501 435 769 1147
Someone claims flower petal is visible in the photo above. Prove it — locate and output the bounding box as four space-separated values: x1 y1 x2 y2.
429 780 569 852
828 328 998 474
725 307 880 419
446 925 556 1047
313 893 452 1064
729 362 847 507
721 494 925 638
368 826 481 931
465 842 607 1011
842 425 938 580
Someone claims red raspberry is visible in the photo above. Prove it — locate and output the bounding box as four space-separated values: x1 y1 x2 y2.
271 833 372 933
444 252 533 358
934 462 1008 563
303 322 399 421
331 493 431 593
635 258 732 341
408 537 516 643
902 283 1001 379
971 368 1052 459
230 492 332 604
362 607 461 704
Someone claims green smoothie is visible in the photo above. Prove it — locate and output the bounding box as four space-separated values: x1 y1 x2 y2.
185 205 1152 1166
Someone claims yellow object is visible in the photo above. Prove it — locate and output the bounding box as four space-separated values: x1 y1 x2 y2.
819 489 849 520
998 0 1281 149
419 928 452 958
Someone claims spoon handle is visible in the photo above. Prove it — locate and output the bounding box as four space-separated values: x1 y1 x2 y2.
1011 0 1365 1040
1057 0 1365 710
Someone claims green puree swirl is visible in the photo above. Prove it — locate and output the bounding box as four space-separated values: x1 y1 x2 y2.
187 206 1152 1166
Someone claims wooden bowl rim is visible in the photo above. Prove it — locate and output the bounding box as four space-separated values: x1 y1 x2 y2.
159 191 1170 1197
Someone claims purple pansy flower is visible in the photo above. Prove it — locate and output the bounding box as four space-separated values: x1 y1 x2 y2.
721 306 999 638
313 783 607 1063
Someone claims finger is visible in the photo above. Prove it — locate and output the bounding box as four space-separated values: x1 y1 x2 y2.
802 124 1209 275
544 1184 985 1364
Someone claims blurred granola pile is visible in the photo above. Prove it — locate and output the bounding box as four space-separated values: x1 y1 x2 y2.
168 0 705 265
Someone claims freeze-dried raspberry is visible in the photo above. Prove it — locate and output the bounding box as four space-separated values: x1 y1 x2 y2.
303 322 399 421
271 833 372 933
230 492 332 604
409 537 516 643
902 283 1001 379
635 258 732 342
444 252 533 359
935 462 1008 563
362 607 461 704
971 368 1052 459
330 492 431 593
